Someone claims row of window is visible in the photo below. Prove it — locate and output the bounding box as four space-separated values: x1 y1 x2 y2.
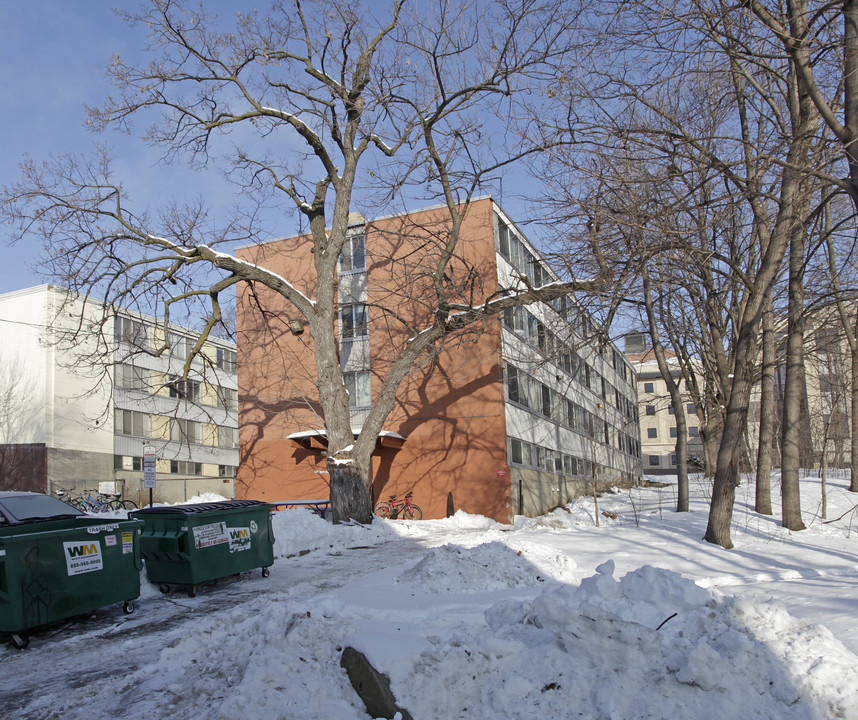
114 318 238 372
644 403 697 416
337 233 373 405
645 426 700 439
502 306 636 422
116 365 238 410
113 455 237 477
114 409 239 448
509 436 594 478
505 363 641 458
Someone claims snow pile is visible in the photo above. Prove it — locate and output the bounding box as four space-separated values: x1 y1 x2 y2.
376 560 858 719
271 507 399 557
398 542 548 593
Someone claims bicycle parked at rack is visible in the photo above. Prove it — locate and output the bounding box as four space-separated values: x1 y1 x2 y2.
54 488 137 513
374 491 422 520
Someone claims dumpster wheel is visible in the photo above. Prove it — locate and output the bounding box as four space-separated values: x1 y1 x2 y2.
158 583 171 594
262 567 270 578
10 633 29 650
123 601 135 615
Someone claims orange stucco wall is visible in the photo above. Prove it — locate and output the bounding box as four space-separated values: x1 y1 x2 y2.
235 198 514 521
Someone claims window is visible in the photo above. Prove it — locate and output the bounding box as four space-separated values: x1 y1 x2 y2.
668 406 675 415
340 304 368 339
670 427 678 438
115 455 144 471
671 454 677 466
217 425 239 448
344 370 371 407
218 387 238 411
168 332 192 360
339 234 366 272
169 378 201 402
117 364 149 391
643 382 654 393
219 464 237 477
498 219 512 259
170 460 202 475
687 403 697 415
645 405 655 416
115 409 147 437
115 317 148 348
510 438 523 465
217 347 238 373
502 306 525 334
689 426 700 438
647 427 657 439
649 455 660 467
507 364 525 406
170 418 200 444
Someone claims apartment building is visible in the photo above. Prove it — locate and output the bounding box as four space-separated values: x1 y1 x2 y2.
236 198 642 521
0 285 238 504
625 335 705 474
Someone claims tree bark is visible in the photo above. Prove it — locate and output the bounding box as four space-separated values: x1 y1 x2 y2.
755 291 775 514
328 463 374 524
852 318 858 491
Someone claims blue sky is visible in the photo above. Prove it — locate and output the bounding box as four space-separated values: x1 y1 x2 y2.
0 1 539 299
0 2 137 294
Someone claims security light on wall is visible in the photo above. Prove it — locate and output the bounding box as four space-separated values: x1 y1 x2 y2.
289 319 304 335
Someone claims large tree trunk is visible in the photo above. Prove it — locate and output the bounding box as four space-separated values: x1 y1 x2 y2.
329 462 374 524
704 329 757 549
851 321 858 491
755 292 775 514
779 167 810 533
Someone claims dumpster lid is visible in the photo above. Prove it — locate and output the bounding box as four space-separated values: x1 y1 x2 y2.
131 499 270 515
0 491 86 525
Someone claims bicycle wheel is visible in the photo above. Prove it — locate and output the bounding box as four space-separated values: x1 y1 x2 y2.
120 499 138 510
401 504 422 520
374 502 393 519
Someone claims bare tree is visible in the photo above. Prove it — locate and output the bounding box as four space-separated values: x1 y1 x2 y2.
755 290 776 514
1 0 597 522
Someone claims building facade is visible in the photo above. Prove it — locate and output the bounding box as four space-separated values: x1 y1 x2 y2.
625 337 705 474
0 285 238 504
236 198 642 521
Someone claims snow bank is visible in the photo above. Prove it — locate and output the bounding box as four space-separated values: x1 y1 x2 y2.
378 561 858 720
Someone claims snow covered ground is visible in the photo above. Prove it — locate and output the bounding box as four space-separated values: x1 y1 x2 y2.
3 472 858 719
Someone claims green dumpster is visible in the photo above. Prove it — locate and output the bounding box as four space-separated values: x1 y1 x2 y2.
131 500 274 596
0 492 142 650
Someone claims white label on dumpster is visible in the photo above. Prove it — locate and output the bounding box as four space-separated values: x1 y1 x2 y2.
63 540 103 575
87 523 119 534
192 521 229 549
228 527 251 553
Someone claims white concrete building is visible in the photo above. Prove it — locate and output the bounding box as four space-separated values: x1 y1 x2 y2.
625 339 705 474
0 285 238 504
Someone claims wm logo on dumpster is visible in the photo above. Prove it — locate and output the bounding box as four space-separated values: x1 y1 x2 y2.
228 527 251 553
63 541 103 575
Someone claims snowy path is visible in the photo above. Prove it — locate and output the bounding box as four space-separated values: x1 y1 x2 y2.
3 476 858 720
0 537 426 719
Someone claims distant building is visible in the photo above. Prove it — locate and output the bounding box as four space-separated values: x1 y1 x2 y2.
236 198 642 521
625 339 705 474
0 285 238 504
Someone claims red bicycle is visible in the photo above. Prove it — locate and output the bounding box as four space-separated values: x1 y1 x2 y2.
374 491 422 520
